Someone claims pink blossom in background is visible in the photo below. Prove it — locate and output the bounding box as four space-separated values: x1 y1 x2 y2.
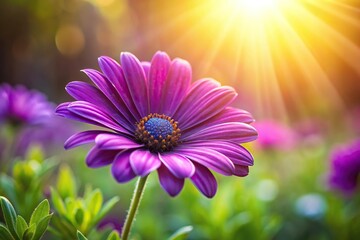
253 120 297 151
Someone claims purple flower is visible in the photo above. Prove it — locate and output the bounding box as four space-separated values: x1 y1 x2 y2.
329 139 360 196
98 216 122 233
0 84 53 126
253 120 297 151
56 51 257 198
0 84 75 158
14 116 77 157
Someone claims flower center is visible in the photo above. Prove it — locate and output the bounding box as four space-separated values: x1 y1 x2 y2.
135 113 181 152
145 118 173 139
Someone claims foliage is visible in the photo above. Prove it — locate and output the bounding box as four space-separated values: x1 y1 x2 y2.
49 164 120 239
76 230 121 240
168 226 193 240
0 147 57 220
0 196 52 240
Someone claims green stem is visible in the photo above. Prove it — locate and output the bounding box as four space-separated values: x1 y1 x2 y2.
121 175 148 240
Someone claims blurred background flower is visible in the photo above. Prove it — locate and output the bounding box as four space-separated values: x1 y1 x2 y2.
0 84 53 126
253 120 297 151
14 116 77 157
328 139 360 196
0 84 76 161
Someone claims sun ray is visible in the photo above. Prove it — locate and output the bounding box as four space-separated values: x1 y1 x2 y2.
103 0 360 120
197 10 240 76
271 1 345 114
291 1 360 75
308 1 360 29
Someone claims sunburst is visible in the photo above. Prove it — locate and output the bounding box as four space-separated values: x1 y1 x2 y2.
93 0 360 120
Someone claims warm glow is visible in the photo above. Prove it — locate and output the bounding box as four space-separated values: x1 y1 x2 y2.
89 0 360 120
232 0 278 14
158 0 359 119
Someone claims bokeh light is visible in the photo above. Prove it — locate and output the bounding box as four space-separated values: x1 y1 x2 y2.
55 24 85 56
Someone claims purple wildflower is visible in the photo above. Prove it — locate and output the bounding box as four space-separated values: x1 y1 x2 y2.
0 84 53 126
56 51 257 198
0 84 75 157
98 216 122 233
329 139 360 196
253 120 297 151
14 116 77 157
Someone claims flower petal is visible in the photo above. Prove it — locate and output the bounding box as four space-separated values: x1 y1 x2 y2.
177 86 237 130
82 68 137 124
95 133 143 150
129 149 161 177
55 102 75 117
190 162 217 198
234 165 249 177
205 107 255 125
157 165 184 197
148 51 171 113
120 52 149 117
65 130 107 149
56 102 104 127
86 147 118 168
183 141 254 166
97 56 141 121
183 122 258 144
160 58 192 116
176 147 235 175
66 81 106 103
158 153 195 178
142 61 151 77
182 107 255 137
65 81 134 131
111 151 137 183
67 101 129 133
173 78 220 121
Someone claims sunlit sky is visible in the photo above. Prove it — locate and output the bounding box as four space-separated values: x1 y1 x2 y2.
168 0 360 120
52 0 360 120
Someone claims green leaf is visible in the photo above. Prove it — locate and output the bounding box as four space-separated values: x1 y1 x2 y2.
35 158 58 179
56 164 76 199
25 145 44 163
93 196 120 225
0 175 16 202
50 188 66 215
64 198 77 217
83 185 93 200
74 208 85 226
86 189 103 217
31 214 53 240
106 230 121 240
50 215 77 240
15 216 28 239
168 226 193 240
0 224 15 240
22 224 36 240
0 196 19 240
30 199 50 226
76 230 88 240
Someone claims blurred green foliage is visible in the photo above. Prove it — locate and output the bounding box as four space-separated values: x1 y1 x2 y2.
0 196 52 240
0 147 57 220
50 164 120 240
